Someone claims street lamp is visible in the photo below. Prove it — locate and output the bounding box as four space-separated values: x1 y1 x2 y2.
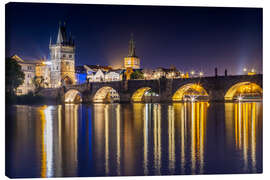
251 68 255 73
243 68 247 72
181 73 185 78
199 72 203 77
144 73 147 80
191 70 195 77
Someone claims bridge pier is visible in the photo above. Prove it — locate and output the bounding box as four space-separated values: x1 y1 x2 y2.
208 89 226 102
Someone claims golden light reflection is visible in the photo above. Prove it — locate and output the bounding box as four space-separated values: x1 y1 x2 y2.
55 105 63 177
64 104 78 176
143 104 149 175
225 102 262 172
173 102 208 174
153 104 162 174
168 105 175 173
224 82 262 101
116 104 121 175
39 106 47 178
39 106 55 178
105 105 109 175
172 83 208 101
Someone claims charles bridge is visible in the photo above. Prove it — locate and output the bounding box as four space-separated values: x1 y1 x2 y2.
39 74 262 103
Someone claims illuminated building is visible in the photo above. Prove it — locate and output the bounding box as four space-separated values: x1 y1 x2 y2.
35 58 51 88
87 69 105 82
12 55 52 95
152 67 179 79
124 34 140 69
84 64 112 72
12 55 36 95
75 66 87 84
49 22 76 87
105 70 123 81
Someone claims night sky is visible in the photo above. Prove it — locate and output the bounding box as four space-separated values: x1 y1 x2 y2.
6 2 262 76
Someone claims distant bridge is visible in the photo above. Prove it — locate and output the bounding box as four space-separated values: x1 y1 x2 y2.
39 74 262 103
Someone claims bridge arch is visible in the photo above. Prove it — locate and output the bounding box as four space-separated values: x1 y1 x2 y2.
64 89 82 103
224 82 262 101
131 87 159 102
172 83 209 102
93 86 120 103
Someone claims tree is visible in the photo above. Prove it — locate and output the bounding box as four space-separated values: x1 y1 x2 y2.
5 57 25 96
130 70 144 80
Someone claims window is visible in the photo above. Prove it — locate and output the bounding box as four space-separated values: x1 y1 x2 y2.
69 54 72 58
27 66 32 70
66 62 69 65
17 89 22 93
63 54 66 58
28 74 31 78
56 66 58 70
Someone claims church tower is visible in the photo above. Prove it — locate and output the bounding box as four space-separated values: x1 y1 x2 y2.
124 34 140 69
49 22 76 88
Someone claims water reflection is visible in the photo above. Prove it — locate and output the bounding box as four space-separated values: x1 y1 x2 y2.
173 102 208 174
225 102 262 173
6 102 262 178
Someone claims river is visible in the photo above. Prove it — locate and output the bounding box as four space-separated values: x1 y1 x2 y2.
5 102 262 178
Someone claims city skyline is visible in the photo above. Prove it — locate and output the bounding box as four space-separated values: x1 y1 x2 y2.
6 3 262 76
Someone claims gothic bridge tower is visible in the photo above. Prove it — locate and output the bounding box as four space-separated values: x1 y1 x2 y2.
49 22 76 88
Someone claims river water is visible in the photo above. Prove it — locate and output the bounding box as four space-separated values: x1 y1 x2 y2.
6 102 262 178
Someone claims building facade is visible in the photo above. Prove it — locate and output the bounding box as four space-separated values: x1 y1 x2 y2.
124 34 140 69
35 59 51 88
87 69 105 82
12 55 37 95
105 70 123 81
49 23 76 88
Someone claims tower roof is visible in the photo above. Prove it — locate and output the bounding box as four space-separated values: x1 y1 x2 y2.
55 22 74 46
128 33 136 57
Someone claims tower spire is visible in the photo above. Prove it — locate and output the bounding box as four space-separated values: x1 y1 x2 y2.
57 23 63 44
128 33 136 57
49 36 52 46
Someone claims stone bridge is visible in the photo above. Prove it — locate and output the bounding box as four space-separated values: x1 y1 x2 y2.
39 74 262 103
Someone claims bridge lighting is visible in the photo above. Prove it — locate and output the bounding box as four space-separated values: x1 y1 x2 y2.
181 73 185 78
44 61 52 65
237 95 243 102
190 96 196 102
143 73 147 79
